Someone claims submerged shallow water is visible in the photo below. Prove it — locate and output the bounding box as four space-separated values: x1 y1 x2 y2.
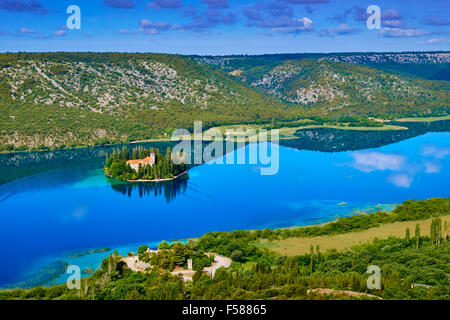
0 132 449 287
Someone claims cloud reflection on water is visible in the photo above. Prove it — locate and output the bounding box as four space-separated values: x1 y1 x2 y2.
388 173 413 188
423 160 442 174
349 143 449 188
351 152 405 172
421 145 450 159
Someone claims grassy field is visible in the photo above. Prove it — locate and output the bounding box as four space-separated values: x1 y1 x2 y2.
66 121 412 146
256 215 450 256
277 124 408 138
205 122 409 141
395 115 450 122
2 115 442 153
99 114 448 146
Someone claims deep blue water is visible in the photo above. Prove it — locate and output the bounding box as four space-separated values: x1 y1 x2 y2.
0 132 449 287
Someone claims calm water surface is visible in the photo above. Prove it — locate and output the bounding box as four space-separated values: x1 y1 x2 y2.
0 132 449 287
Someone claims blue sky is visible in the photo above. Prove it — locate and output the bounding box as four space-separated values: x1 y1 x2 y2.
0 0 449 54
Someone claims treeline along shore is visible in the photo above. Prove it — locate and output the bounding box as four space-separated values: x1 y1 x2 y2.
0 198 449 300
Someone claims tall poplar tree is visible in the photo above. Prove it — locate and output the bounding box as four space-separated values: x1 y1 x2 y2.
415 224 421 249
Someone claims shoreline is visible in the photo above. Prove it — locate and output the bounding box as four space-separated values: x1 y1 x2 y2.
163 203 399 242
106 171 188 183
127 171 188 183
0 202 401 288
2 116 449 155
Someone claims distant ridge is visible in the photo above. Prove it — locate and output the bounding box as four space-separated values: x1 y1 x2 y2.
0 52 448 151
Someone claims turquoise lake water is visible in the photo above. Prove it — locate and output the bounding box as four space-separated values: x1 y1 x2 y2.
0 132 449 287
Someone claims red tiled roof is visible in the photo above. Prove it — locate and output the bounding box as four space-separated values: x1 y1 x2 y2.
126 155 154 165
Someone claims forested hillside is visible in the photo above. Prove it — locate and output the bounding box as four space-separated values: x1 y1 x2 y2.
1 52 449 152
248 59 449 116
197 51 450 80
200 55 449 118
0 53 288 151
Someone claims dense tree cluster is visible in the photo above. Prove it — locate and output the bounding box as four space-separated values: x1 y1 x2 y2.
104 146 188 181
138 241 214 272
194 198 449 243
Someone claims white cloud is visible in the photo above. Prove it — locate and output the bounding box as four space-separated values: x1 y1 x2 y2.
349 147 447 188
53 30 66 37
378 27 429 38
427 38 449 44
319 23 359 37
70 207 88 221
271 17 313 34
424 161 442 174
351 152 405 172
388 173 413 188
421 145 450 159
19 27 35 34
118 28 137 35
139 19 183 35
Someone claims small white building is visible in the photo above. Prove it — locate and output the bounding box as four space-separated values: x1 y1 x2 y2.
126 152 155 171
146 247 158 254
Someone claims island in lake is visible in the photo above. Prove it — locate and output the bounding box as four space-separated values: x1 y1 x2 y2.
104 146 189 182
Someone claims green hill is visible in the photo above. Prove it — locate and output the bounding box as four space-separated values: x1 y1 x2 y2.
198 52 449 121
244 59 449 118
196 51 450 79
0 52 287 151
1 52 449 151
